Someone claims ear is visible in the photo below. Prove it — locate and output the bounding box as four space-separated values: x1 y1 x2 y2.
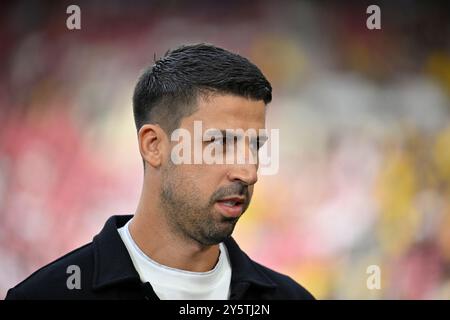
138 124 167 168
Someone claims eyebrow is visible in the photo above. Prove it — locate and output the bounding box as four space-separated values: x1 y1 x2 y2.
204 129 268 144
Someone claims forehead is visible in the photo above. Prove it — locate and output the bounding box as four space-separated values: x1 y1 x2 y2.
180 94 266 131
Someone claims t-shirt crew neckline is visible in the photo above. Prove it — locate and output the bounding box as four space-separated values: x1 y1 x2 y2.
117 218 232 299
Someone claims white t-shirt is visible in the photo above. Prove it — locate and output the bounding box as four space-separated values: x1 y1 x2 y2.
117 219 232 300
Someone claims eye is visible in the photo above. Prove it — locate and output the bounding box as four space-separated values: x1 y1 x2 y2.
251 137 265 151
211 136 227 145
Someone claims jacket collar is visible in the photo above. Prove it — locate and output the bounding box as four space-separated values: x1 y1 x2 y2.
92 215 141 290
92 215 277 295
223 236 276 288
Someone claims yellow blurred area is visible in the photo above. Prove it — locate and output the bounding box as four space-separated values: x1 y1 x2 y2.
433 125 450 182
375 148 420 256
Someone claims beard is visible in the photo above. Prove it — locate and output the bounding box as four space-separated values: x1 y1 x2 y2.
160 161 250 246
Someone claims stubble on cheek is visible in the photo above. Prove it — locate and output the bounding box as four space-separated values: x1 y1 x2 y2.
160 165 226 244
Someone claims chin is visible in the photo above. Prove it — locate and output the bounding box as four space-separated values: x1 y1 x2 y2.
200 229 234 246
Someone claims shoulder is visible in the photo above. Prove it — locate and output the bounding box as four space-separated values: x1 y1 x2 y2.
5 242 95 300
252 260 315 300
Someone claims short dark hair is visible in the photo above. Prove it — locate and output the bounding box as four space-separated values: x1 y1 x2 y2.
132 43 272 134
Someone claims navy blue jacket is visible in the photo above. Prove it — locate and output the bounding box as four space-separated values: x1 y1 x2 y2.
5 215 314 300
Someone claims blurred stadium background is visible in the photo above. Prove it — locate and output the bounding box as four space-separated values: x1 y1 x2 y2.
1 0 450 299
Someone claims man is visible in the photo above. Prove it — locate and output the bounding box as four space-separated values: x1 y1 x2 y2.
6 44 314 300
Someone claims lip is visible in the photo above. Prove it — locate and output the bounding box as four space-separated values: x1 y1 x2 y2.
217 196 245 203
215 196 246 218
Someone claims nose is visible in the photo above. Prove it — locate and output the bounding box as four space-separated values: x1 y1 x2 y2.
227 163 258 186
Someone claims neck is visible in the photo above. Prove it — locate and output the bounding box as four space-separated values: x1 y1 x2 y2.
129 183 220 273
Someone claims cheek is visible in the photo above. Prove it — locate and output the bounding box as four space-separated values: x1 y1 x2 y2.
188 165 228 193
187 163 226 178
248 185 254 198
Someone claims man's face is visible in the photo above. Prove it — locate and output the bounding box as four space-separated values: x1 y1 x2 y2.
160 94 266 246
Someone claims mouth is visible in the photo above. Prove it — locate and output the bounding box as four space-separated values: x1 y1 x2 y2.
215 196 246 218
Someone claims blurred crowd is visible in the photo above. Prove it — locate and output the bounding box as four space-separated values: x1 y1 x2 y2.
0 0 449 299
